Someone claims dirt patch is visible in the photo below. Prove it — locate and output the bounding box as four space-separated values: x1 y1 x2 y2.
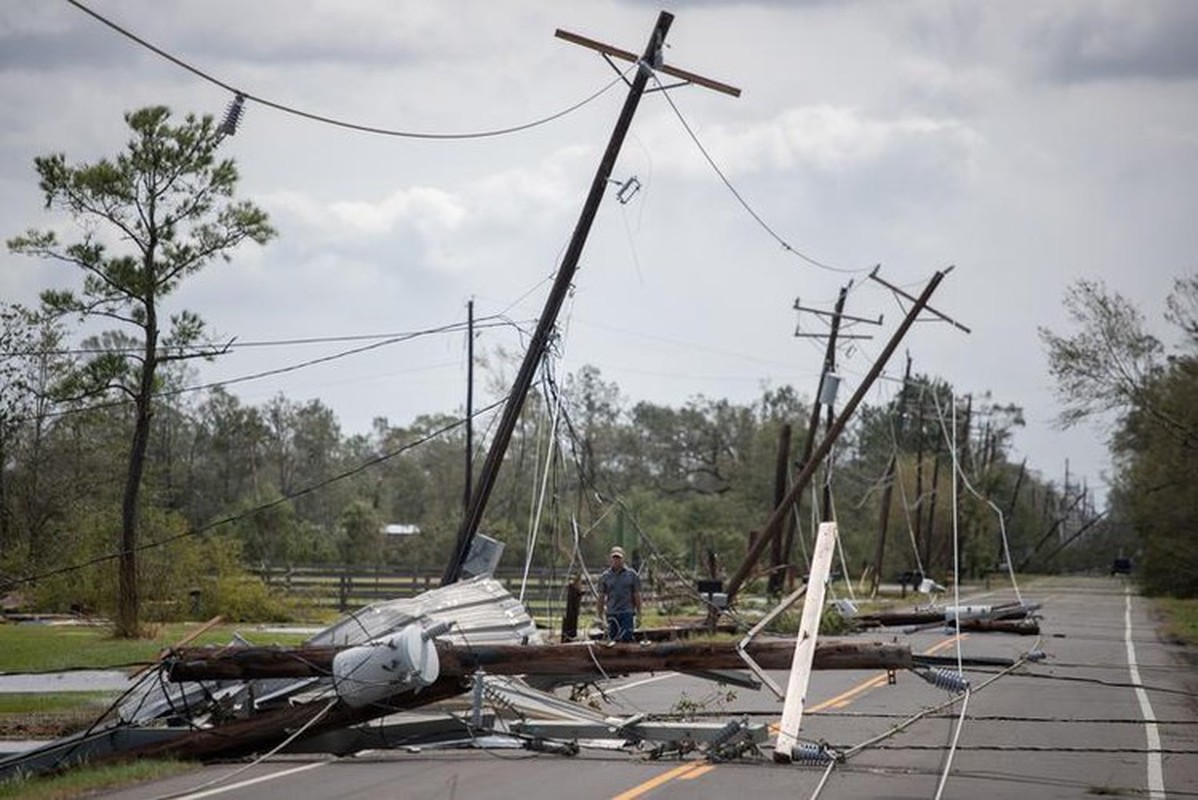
0 708 105 739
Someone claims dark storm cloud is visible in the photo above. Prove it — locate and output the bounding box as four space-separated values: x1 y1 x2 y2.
1030 3 1198 83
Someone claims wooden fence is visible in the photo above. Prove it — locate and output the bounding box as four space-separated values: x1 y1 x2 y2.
253 562 697 623
254 564 577 619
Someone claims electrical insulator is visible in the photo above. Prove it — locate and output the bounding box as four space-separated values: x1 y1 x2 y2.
708 719 744 750
217 92 246 137
916 667 970 694
792 742 835 765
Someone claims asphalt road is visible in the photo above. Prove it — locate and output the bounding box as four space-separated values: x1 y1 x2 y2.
99 576 1197 799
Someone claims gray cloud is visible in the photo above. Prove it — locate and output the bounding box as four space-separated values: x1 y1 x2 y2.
1029 3 1198 83
1 0 1192 504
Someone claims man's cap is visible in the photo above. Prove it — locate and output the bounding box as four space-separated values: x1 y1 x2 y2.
610 546 625 559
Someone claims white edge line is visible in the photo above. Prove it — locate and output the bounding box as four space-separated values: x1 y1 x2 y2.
166 760 329 800
1125 588 1165 799
604 671 679 695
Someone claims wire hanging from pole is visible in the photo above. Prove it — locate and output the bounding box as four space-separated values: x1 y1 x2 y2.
950 390 964 675
519 301 575 603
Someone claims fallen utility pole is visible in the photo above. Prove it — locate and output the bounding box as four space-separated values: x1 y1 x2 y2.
119 675 469 763
725 269 948 604
442 13 739 585
925 618 1040 635
166 639 913 683
852 606 1038 629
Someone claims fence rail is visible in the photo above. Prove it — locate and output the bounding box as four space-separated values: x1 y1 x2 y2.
254 564 576 617
253 562 698 624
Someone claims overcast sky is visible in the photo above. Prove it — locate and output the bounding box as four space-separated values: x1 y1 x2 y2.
2 1 1195 508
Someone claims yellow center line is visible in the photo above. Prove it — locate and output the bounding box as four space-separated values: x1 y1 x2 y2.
921 633 969 657
609 634 971 798
678 765 716 781
768 633 970 732
611 763 702 800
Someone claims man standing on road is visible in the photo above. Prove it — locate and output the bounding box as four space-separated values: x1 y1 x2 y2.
597 546 642 643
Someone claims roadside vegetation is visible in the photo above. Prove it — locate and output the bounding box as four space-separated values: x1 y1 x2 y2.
0 622 312 741
0 759 195 800
1154 597 1198 646
0 622 311 674
1041 277 1198 598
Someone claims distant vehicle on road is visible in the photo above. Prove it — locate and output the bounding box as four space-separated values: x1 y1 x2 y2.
1110 557 1133 575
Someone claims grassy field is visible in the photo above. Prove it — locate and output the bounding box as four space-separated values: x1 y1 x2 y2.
0 622 313 674
0 759 196 800
0 693 116 714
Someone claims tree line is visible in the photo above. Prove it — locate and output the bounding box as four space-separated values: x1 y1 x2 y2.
5 105 1171 637
1041 276 1198 598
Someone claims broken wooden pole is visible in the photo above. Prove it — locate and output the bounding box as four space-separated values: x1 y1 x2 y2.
851 601 1039 629
768 423 793 595
118 675 468 763
166 639 913 683
562 573 582 642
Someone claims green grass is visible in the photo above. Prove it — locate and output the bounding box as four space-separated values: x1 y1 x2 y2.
1154 597 1198 646
0 758 196 800
0 693 115 714
0 623 312 674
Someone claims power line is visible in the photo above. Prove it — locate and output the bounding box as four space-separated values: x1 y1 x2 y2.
0 317 521 358
650 72 872 276
3 317 525 424
64 0 629 141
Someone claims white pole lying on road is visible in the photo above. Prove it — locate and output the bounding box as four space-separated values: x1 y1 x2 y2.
774 521 839 762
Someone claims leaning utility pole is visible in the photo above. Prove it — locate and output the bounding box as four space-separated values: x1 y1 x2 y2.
442 13 739 585
725 270 949 604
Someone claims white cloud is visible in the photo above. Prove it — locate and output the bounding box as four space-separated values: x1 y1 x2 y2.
329 187 465 236
642 104 982 179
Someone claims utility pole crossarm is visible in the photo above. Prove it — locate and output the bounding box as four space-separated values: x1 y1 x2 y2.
869 265 971 334
555 28 742 97
794 291 881 342
793 302 882 328
795 333 875 340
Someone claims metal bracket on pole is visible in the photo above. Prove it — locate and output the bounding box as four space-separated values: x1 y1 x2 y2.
735 584 808 700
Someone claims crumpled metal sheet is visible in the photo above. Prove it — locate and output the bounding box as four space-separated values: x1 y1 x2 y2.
120 576 542 724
